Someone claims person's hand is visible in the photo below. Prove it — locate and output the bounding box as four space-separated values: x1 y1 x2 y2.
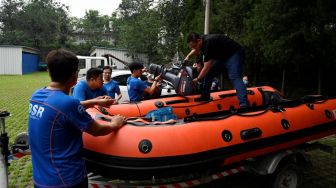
154 74 162 82
97 98 115 107
96 96 104 99
111 114 127 128
192 78 199 86
112 99 119 105
96 95 112 100
142 67 148 72
155 82 162 88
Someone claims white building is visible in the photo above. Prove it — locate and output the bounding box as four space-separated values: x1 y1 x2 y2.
89 46 148 70
0 45 40 75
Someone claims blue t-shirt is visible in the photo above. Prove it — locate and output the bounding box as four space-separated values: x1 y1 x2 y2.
72 80 107 101
28 88 93 187
127 76 148 102
103 80 121 99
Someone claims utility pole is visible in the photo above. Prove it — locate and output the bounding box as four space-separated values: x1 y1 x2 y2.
204 0 210 34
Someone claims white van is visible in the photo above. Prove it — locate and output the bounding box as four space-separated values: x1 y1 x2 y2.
77 56 116 77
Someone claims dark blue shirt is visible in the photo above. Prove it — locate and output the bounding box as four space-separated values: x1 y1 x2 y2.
28 88 93 187
103 80 121 99
127 76 148 102
72 80 107 101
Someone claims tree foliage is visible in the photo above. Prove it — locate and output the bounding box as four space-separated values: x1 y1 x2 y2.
243 0 336 94
0 0 70 53
0 0 335 96
157 0 185 62
72 10 112 47
113 0 161 63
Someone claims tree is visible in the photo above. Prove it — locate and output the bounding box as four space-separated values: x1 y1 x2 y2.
0 0 71 55
77 10 111 46
115 0 161 64
244 0 336 95
301 0 336 94
0 0 24 44
157 0 186 63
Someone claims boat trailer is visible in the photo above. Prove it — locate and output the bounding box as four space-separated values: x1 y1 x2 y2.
0 110 333 188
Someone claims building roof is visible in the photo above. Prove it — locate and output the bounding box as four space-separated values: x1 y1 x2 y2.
0 45 40 54
89 46 130 54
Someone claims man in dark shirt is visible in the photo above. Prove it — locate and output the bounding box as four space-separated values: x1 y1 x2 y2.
185 32 249 108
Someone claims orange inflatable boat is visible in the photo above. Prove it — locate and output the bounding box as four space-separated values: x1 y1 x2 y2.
82 86 336 180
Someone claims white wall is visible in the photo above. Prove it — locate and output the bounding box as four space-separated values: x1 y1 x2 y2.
0 47 22 75
90 47 148 70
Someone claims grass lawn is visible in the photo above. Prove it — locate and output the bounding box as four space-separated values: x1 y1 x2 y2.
0 72 335 187
0 72 49 187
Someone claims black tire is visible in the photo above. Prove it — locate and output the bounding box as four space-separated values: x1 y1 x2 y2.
14 132 29 145
268 162 302 188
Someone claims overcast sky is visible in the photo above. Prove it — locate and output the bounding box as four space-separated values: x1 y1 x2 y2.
55 0 122 18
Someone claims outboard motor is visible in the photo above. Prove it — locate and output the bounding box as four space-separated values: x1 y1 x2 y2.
149 62 196 96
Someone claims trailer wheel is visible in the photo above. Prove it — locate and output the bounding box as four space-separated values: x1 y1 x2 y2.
14 132 29 145
269 163 302 188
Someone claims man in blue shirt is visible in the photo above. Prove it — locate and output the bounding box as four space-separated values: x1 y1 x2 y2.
103 66 122 103
73 67 111 101
127 62 162 102
28 49 127 188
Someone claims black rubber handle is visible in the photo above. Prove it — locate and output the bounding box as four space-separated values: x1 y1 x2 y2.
240 128 262 140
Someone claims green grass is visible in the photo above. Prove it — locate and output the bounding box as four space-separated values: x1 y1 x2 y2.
0 72 335 187
0 72 49 188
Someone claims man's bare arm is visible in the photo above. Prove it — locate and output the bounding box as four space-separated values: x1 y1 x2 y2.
80 97 115 109
86 115 126 136
185 49 198 61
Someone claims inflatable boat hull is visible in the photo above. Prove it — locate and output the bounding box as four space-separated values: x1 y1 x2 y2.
83 87 336 179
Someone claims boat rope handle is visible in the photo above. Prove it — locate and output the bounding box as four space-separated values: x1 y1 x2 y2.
301 95 328 104
236 109 270 117
171 98 222 108
135 103 144 116
94 106 114 116
95 114 151 126
186 95 333 122
94 106 151 122
184 108 271 122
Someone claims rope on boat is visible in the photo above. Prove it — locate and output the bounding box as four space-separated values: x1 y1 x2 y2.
93 94 333 124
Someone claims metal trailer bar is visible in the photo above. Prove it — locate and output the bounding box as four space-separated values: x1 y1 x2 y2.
0 111 10 188
87 141 334 188
1 106 333 188
88 166 246 188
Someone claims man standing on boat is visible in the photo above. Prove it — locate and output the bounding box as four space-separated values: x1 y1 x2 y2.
127 62 162 102
28 49 126 187
185 32 250 108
